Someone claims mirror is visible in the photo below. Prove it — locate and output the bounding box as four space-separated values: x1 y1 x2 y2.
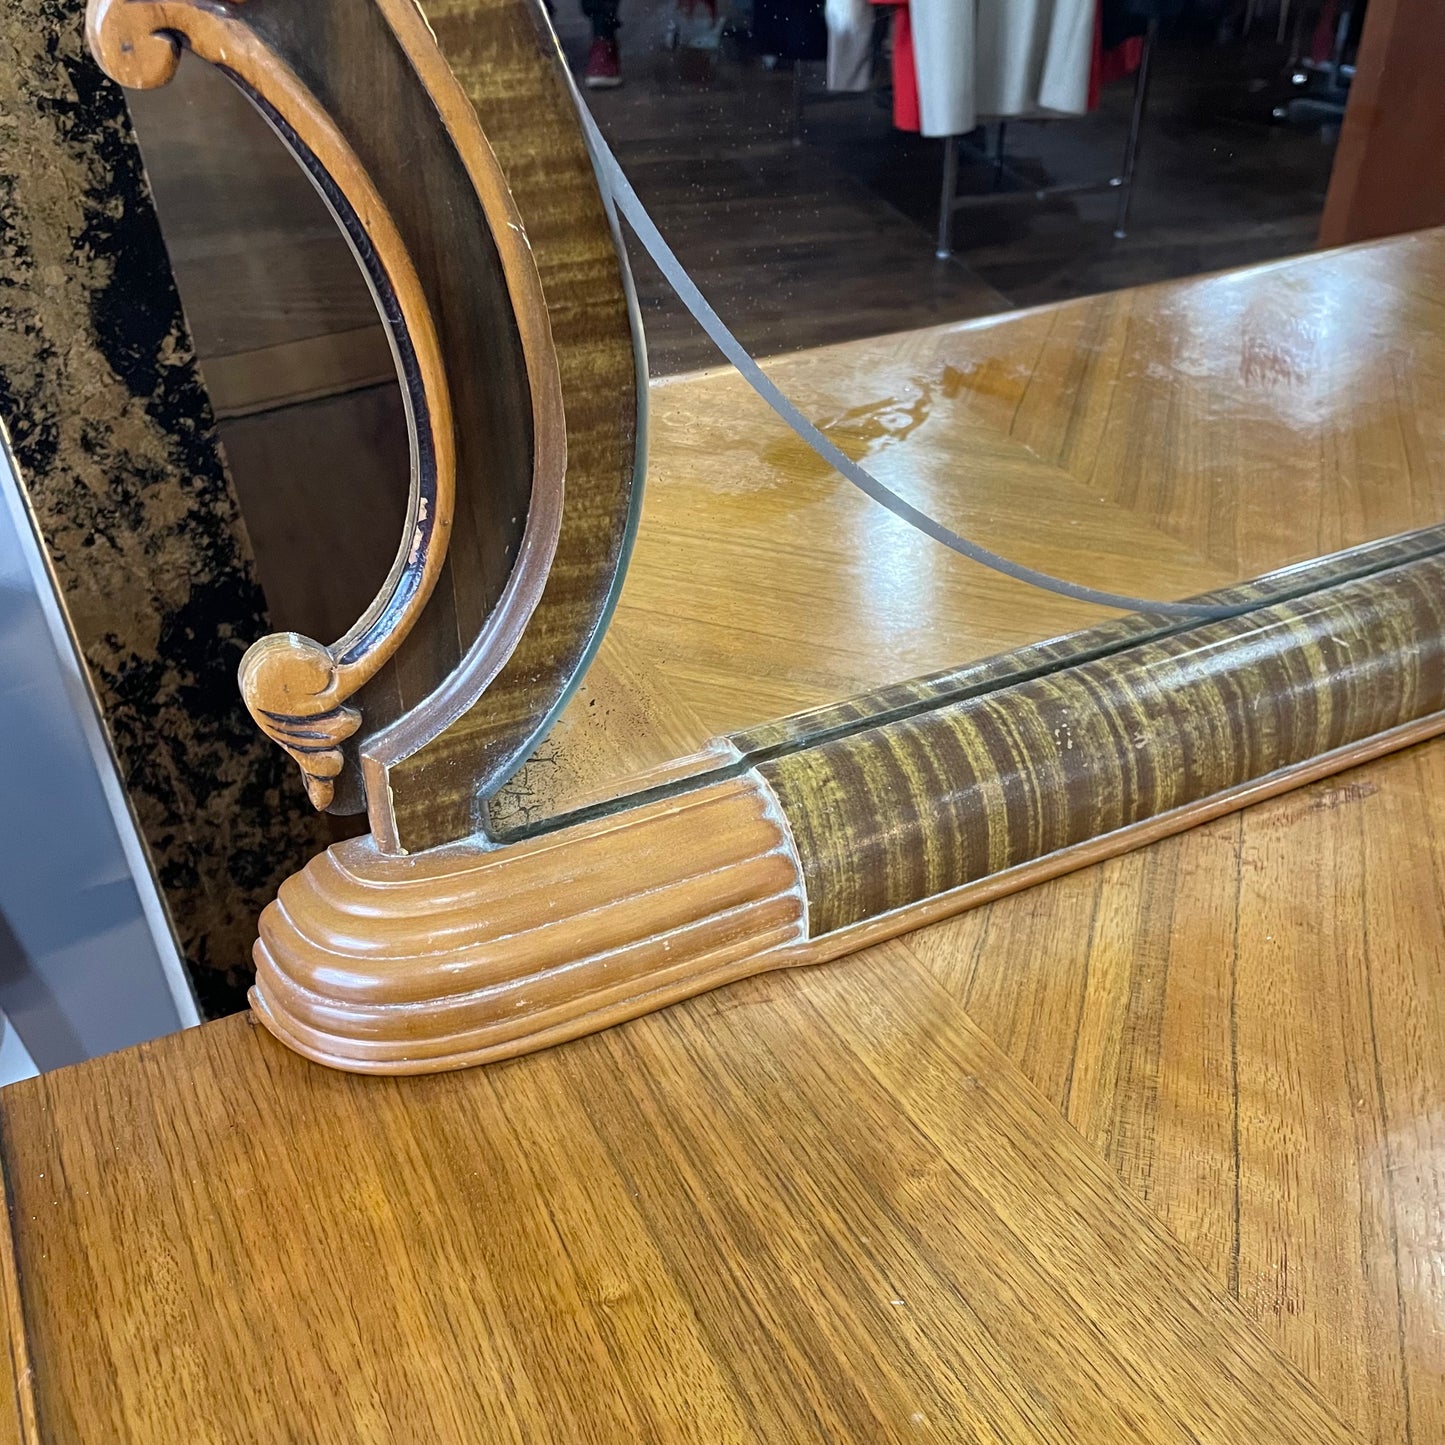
125 0 1440 841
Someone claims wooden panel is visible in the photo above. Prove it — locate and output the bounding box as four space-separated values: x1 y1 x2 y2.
202 329 396 420
383 0 642 852
0 971 1357 1443
1320 0 1445 247
124 54 389 398
0 1168 35 1445
246 524 1445 1073
218 385 409 646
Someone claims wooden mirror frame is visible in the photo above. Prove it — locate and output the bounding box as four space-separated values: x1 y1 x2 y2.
88 0 1445 1073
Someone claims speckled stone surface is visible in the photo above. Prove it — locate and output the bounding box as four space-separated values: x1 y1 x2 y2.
0 0 331 1016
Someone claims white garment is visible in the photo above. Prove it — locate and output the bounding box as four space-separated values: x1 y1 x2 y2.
909 0 1096 138
826 0 873 93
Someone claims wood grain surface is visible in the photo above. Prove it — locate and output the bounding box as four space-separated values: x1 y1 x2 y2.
905 736 1445 1445
3 234 1444 1440
91 0 638 848
252 771 808 1070
379 0 643 852
0 975 1359 1444
87 0 558 821
761 545 1445 934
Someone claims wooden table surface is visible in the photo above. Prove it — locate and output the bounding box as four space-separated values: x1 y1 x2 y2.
5 232 1445 1443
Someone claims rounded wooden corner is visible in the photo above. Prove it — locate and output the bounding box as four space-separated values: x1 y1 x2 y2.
249 774 807 1074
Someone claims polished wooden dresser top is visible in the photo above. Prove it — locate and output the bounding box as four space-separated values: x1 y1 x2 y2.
5 232 1445 1443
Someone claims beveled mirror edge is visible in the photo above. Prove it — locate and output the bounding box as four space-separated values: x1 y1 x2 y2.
487 521 1445 845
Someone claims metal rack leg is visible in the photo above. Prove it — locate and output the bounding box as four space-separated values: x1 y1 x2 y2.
936 133 960 259
1113 17 1158 239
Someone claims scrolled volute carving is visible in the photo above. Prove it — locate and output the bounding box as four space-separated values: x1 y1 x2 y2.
238 635 362 810
85 0 185 90
88 0 458 815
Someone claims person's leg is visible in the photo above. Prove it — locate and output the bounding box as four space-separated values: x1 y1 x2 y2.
582 0 623 87
580 0 621 39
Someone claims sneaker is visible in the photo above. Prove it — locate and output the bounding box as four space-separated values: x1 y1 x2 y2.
584 37 623 88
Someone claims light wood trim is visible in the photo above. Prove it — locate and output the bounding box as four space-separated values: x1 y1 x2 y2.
250 771 806 1070
86 0 459 809
0 1146 38 1445
251 710 1445 1075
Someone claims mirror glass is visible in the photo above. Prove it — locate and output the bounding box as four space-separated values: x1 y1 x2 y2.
125 0 1441 834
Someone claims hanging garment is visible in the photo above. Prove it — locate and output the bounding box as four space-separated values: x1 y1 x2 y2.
826 0 873 91
908 0 1097 137
871 0 921 132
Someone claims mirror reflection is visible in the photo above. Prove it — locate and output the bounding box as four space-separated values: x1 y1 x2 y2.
122 0 1439 831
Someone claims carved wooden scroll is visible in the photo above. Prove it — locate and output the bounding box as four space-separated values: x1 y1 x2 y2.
87 0 642 843
90 0 458 808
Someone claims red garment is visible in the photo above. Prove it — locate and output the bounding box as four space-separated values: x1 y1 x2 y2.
872 0 920 133
1088 1 1144 110
1310 0 1340 64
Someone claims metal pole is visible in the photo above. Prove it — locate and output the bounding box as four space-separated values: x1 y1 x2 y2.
1112 17 1158 239
792 62 806 145
936 133 960 258
993 120 1009 189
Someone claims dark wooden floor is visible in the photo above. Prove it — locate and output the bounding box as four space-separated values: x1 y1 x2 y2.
125 4 1341 641
566 1 1340 371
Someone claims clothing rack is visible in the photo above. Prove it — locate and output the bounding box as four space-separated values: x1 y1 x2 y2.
935 17 1159 258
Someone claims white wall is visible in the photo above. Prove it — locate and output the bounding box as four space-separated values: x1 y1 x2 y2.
0 440 199 1073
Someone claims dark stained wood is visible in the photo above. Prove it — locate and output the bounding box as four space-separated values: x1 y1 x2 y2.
1319 0 1445 247
124 53 390 407
380 0 642 852
88 0 555 820
218 384 409 648
761 542 1445 935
